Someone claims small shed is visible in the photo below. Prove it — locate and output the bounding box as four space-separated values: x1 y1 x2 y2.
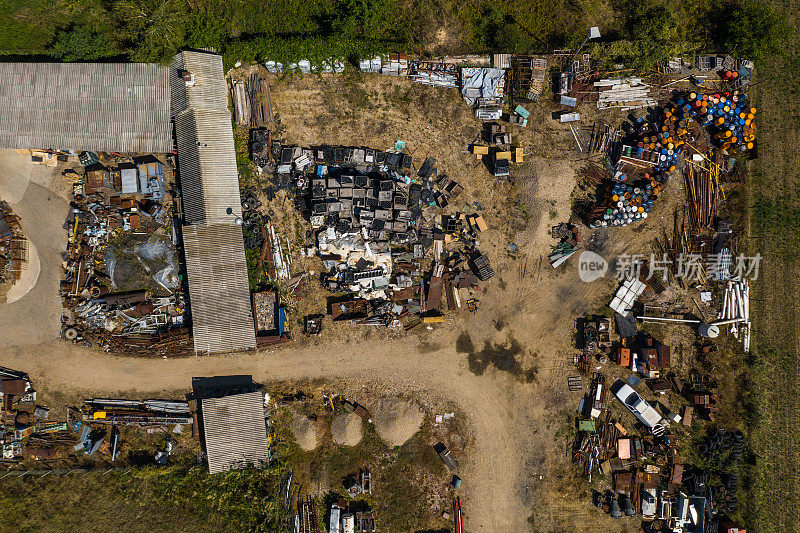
201 391 269 474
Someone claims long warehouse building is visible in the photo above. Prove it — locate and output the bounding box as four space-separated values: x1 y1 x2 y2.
0 52 256 354
171 51 256 354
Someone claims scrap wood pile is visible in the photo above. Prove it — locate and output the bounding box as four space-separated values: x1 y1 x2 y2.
104 328 193 357
231 73 272 126
0 201 27 286
684 163 719 230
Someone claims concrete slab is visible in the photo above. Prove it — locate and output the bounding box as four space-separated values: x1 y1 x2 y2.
0 182 69 346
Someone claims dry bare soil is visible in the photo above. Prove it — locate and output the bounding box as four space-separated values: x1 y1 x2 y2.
0 70 737 532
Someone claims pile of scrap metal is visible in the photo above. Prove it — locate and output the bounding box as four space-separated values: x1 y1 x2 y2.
262 142 493 328
0 367 71 462
409 60 459 88
462 67 506 112
60 154 186 349
240 188 292 281
471 122 523 178
0 201 27 287
549 222 582 267
572 337 743 530
82 398 192 425
252 289 291 345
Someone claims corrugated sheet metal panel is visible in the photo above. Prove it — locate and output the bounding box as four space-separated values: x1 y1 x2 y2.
171 51 228 117
174 109 242 224
183 224 256 354
0 62 172 152
201 391 268 474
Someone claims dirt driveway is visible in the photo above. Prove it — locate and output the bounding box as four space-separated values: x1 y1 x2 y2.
0 151 70 344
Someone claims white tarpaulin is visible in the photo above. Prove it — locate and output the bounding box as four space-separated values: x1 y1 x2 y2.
461 68 506 106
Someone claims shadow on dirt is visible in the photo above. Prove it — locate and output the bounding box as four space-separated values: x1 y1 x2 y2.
456 332 537 383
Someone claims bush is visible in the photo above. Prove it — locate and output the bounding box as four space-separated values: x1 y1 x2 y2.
49 25 121 61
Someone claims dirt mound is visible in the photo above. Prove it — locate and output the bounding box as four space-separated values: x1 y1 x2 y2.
371 397 424 447
291 411 319 450
331 412 363 446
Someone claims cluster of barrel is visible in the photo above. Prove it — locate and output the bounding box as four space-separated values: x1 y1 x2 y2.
622 116 683 173
671 90 756 152
591 179 664 228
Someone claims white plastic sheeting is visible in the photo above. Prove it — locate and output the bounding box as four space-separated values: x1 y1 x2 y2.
461 68 506 107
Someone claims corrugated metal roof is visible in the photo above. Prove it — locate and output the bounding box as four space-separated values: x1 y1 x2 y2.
171 51 228 117
182 224 256 354
0 62 172 152
201 391 268 474
171 51 241 225
172 51 254 355
174 109 242 224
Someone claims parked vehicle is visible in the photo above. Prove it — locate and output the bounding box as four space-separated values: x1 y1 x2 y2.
612 380 664 430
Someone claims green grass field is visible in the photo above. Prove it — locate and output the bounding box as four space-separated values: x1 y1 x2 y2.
744 0 800 530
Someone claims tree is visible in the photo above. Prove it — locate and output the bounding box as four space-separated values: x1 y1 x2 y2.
49 25 121 61
112 0 188 63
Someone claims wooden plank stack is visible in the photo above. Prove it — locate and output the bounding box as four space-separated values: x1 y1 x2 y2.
595 78 656 110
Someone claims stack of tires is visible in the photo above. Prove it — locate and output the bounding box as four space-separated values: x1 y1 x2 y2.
696 428 745 515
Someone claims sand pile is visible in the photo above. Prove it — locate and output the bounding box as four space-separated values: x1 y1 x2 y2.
291 411 319 450
371 397 424 447
331 412 363 446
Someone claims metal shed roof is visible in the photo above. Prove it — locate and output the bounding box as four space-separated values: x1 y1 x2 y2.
171 51 241 225
174 109 242 224
171 51 228 117
0 62 172 152
201 391 268 474
182 224 256 354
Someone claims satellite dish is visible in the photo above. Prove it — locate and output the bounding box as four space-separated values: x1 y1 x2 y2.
234 217 243 226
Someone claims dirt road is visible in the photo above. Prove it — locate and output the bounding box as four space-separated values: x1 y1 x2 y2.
0 332 533 531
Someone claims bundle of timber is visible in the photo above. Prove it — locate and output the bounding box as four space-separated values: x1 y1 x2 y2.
596 78 656 111
684 163 719 230
231 73 272 127
105 329 193 357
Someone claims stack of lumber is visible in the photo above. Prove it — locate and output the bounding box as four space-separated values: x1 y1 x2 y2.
595 78 656 110
684 163 718 230
231 74 271 126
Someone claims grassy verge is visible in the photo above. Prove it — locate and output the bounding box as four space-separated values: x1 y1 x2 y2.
0 465 288 533
272 405 451 532
743 0 800 530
